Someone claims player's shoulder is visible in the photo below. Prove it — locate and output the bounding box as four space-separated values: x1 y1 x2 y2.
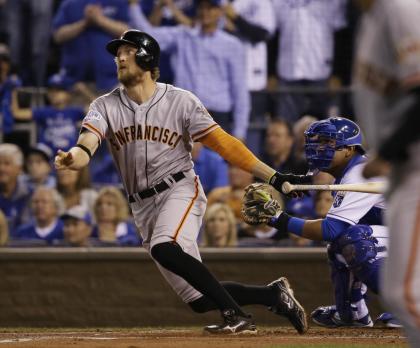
164 83 202 103
91 87 121 106
342 159 386 186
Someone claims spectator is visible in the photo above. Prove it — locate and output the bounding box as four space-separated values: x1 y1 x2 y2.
11 73 85 154
92 186 140 246
5 0 53 86
0 143 31 235
207 165 253 222
192 143 228 195
0 43 22 137
89 142 122 187
129 0 250 139
61 205 94 247
292 115 318 163
261 119 307 175
52 0 129 92
271 0 347 122
143 0 196 83
13 186 65 245
22 143 56 192
0 1 6 41
0 209 8 246
314 190 333 218
201 203 237 247
56 166 97 215
222 0 276 154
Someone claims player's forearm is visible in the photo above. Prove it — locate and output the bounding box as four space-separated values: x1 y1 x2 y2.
66 146 91 170
69 131 100 169
200 128 261 173
53 19 88 44
301 220 324 241
269 214 324 241
251 161 276 182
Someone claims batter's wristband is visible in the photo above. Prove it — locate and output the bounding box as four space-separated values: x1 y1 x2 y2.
76 144 92 159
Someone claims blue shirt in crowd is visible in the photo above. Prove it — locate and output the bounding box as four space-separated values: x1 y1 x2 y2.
52 0 129 91
32 106 84 153
129 4 250 139
91 221 141 246
0 177 31 236
193 147 228 194
13 219 64 245
0 75 21 134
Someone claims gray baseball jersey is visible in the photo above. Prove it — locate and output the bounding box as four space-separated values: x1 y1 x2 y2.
82 82 220 303
82 82 219 195
353 0 420 151
353 1 420 345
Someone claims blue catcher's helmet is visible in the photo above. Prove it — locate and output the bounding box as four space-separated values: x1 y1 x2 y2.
304 117 365 171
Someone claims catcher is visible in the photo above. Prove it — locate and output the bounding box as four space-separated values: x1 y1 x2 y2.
242 117 401 328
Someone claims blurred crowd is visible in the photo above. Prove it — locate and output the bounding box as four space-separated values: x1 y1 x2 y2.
0 0 361 248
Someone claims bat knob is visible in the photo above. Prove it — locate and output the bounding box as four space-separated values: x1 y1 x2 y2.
281 181 293 194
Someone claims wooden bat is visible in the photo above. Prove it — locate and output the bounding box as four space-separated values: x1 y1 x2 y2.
281 181 387 194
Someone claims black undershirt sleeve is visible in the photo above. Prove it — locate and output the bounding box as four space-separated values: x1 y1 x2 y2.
233 16 270 44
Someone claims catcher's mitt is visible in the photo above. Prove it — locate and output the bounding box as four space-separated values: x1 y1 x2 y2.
241 183 281 225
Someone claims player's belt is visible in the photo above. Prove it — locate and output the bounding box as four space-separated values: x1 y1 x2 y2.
128 171 186 203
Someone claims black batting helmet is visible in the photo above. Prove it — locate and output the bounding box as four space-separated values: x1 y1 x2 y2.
106 29 160 71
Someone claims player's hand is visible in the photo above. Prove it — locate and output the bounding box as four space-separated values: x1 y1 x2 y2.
55 150 75 170
362 155 390 179
269 172 312 197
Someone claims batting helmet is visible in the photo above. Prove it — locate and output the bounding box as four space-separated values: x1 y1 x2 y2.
304 117 365 171
106 29 160 71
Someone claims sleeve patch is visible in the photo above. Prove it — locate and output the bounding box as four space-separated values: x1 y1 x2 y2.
84 110 103 122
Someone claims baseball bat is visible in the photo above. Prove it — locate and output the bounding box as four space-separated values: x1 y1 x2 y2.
281 181 387 194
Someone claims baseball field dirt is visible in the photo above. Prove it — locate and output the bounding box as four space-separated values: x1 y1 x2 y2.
0 327 407 348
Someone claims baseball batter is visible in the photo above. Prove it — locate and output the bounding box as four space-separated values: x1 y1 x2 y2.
353 0 420 345
54 29 309 334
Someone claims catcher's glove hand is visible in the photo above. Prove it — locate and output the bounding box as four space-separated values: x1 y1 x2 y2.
241 183 281 225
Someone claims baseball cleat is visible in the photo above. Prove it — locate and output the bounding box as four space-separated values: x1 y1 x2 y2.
203 309 257 335
311 305 373 328
376 312 403 328
268 277 308 334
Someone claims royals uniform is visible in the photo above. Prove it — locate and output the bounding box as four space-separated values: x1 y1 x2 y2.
323 154 388 322
353 0 420 344
82 82 218 302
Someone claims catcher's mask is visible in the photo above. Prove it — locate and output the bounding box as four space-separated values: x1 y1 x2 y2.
106 29 160 71
304 117 365 171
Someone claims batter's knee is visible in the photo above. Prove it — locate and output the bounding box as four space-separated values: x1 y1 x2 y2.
151 241 181 268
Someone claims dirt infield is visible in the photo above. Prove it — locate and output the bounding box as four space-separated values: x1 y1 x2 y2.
0 327 407 348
